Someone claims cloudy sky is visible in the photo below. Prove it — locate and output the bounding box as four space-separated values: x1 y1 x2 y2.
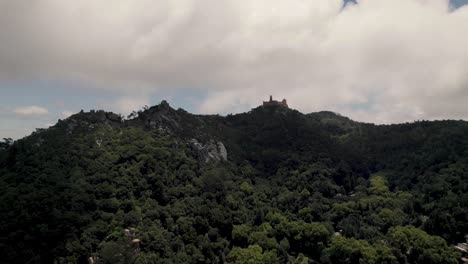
1 0 468 139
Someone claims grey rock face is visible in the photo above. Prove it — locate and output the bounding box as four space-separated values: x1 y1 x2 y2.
146 113 179 132
190 139 228 163
217 142 228 161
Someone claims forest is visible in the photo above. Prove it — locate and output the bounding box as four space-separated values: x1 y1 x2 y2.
0 102 466 263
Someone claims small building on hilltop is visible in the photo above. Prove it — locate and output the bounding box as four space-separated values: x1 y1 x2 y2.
263 95 288 108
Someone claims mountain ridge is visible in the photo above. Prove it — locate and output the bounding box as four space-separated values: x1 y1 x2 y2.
0 101 467 263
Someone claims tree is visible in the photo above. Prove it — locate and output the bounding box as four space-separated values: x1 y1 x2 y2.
98 240 137 264
0 138 13 149
387 225 459 264
232 224 251 246
226 245 279 264
322 236 397 264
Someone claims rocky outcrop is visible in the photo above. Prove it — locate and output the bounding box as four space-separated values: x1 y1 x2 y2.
125 101 185 134
217 141 228 161
146 111 180 132
59 110 123 134
190 139 228 163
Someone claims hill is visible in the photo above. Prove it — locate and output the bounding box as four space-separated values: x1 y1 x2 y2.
0 102 466 263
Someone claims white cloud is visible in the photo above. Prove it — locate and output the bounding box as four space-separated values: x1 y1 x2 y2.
13 106 49 117
0 0 468 123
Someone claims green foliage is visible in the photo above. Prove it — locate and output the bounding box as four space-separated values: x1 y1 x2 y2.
387 225 459 264
226 245 279 264
240 181 254 194
369 175 389 195
0 105 465 263
98 240 137 264
322 236 397 264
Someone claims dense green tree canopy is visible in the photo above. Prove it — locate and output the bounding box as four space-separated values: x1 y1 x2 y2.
0 103 466 263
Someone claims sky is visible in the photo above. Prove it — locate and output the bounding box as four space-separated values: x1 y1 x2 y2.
1 0 468 139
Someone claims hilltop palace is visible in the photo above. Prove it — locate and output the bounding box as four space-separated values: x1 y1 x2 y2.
263 95 288 108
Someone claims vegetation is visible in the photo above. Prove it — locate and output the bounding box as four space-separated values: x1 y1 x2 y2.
0 103 466 263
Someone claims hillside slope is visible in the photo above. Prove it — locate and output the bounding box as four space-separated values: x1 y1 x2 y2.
0 102 466 263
